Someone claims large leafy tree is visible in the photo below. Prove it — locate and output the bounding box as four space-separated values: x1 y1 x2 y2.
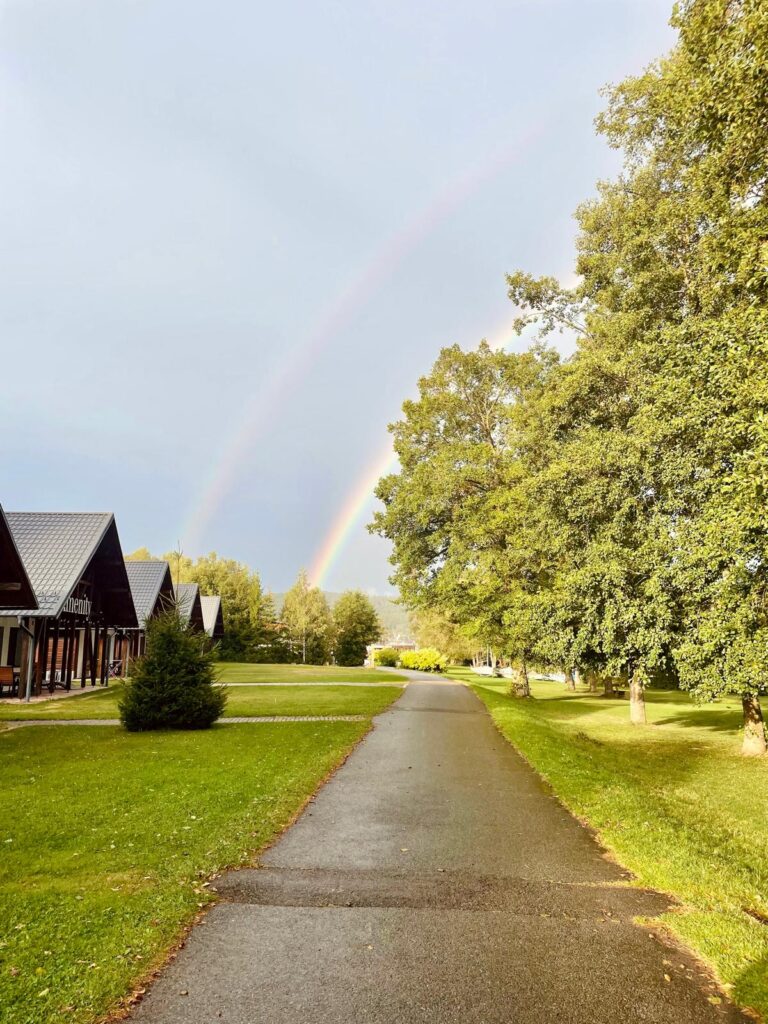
507 0 768 749
332 591 381 666
282 571 333 664
372 342 556 693
410 607 477 663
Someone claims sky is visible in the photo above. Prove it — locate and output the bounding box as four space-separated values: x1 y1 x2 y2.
0 0 676 594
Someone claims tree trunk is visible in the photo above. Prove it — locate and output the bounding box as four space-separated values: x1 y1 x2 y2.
587 671 600 693
603 675 615 697
564 667 576 692
629 674 647 725
517 659 531 698
741 694 767 756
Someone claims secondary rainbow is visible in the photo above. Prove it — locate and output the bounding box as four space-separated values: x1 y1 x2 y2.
180 119 550 553
306 324 514 590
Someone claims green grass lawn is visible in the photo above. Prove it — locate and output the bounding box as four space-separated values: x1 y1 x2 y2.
0 721 369 1024
453 669 768 1019
0 682 403 721
215 662 406 683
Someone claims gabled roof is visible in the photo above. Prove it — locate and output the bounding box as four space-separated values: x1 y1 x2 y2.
200 595 224 639
175 582 205 631
0 504 37 610
125 560 174 626
1 512 137 626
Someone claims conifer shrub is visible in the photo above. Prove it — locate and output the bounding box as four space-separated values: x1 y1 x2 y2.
119 610 226 731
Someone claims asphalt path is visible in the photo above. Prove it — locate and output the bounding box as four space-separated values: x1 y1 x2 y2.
132 671 743 1023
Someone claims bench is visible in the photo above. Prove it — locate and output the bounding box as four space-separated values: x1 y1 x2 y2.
0 666 18 697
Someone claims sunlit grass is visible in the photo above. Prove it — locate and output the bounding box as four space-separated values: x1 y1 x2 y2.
0 721 369 1024
0 676 405 722
215 662 406 683
454 670 768 1018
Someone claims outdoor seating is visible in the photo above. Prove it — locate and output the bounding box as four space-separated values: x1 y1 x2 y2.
0 666 18 697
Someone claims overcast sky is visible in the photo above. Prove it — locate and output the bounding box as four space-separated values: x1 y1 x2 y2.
0 0 675 594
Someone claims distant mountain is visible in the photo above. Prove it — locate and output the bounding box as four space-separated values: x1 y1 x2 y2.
272 591 413 643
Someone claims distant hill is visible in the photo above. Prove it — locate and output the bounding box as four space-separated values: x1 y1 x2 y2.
272 591 413 643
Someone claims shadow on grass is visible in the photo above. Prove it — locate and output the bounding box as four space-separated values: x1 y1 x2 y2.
653 708 742 734
735 949 768 1018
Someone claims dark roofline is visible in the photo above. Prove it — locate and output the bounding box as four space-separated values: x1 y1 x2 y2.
0 504 37 610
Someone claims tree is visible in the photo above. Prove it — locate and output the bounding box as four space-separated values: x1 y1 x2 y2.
505 0 768 749
183 552 271 661
371 342 557 694
130 547 275 662
281 571 333 664
410 608 477 663
119 609 226 730
125 546 158 562
332 591 381 666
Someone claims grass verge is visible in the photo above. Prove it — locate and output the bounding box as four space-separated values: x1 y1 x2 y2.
0 721 368 1024
215 663 406 683
0 683 403 721
455 670 768 1019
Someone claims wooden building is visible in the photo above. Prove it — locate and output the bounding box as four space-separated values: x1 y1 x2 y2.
0 505 38 693
0 512 137 696
200 595 224 640
119 559 175 671
175 582 205 631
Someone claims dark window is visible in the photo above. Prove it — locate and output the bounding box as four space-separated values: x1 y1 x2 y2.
8 627 20 667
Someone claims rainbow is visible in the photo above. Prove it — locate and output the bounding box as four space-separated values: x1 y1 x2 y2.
306 323 515 590
308 442 397 589
180 121 549 554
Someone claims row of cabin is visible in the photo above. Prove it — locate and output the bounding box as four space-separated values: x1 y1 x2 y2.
0 506 224 698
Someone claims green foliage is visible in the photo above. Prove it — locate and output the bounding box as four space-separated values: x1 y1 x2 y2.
119 611 226 731
373 647 400 667
128 548 282 662
372 0 768 750
281 570 334 664
410 607 477 663
399 647 447 673
332 590 381 666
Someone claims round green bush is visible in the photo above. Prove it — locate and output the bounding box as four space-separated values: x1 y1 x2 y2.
398 648 448 673
373 647 400 667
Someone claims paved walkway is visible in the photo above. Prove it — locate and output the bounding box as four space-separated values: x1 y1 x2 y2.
131 675 742 1023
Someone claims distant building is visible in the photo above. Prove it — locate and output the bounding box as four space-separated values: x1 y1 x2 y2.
200 595 224 640
175 582 205 632
123 559 175 668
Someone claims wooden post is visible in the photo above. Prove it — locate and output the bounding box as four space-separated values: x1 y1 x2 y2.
60 621 71 691
34 619 48 694
48 622 59 693
66 618 77 692
99 625 108 686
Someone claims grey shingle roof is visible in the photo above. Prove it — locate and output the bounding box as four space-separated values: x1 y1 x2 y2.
2 512 114 617
125 560 173 626
200 595 223 637
175 582 200 624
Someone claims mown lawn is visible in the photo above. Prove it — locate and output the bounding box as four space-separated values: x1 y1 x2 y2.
0 683 403 721
0 721 369 1024
216 662 406 683
453 670 768 1019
